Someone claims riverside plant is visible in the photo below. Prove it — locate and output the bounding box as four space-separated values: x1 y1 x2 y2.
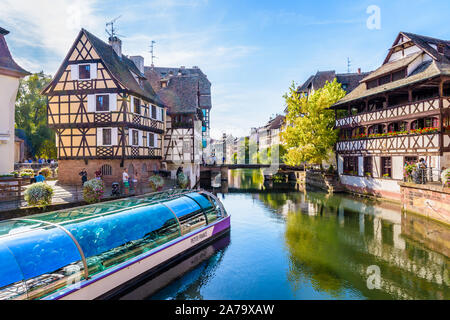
404 163 416 182
149 175 164 192
177 172 189 189
24 182 54 207
83 179 105 204
39 167 52 179
441 168 450 188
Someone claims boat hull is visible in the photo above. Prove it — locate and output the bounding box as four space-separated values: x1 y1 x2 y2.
47 216 231 300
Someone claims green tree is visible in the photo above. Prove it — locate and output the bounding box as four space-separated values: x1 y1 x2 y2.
15 72 55 158
281 79 345 167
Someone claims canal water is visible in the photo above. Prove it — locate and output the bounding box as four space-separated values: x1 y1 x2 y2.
121 169 450 300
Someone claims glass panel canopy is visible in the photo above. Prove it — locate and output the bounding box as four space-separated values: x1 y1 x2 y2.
0 191 226 299
0 226 84 300
61 203 180 276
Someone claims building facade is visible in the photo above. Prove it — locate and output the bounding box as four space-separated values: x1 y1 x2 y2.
333 32 450 200
145 66 211 187
43 29 165 184
0 27 30 174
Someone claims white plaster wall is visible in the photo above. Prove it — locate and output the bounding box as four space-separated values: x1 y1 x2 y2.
340 175 401 194
337 155 343 175
373 156 381 178
0 74 20 174
441 153 450 169
358 156 364 176
392 156 404 180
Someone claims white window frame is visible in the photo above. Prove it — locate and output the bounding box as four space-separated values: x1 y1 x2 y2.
88 93 116 113
97 127 117 146
131 129 140 147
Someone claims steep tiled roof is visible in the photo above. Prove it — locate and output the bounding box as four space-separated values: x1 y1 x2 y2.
334 32 450 106
298 71 368 94
0 28 30 77
267 115 285 130
82 30 160 104
362 52 421 82
146 66 212 109
145 66 212 115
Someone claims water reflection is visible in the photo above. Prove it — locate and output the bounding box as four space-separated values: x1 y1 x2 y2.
126 169 449 300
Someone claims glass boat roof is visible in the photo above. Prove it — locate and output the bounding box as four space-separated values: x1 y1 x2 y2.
0 189 226 300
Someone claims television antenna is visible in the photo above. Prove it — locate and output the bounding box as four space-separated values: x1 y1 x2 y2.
106 15 125 39
150 40 157 66
347 57 352 73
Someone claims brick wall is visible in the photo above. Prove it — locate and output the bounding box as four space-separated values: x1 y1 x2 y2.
58 159 161 185
399 182 450 226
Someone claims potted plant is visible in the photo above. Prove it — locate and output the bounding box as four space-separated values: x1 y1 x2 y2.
382 173 391 179
82 179 105 204
149 175 164 192
11 171 19 178
404 163 416 182
39 167 52 179
441 168 450 188
24 182 54 207
365 172 372 178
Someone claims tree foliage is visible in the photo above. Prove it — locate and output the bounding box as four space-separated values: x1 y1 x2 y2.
281 79 345 166
15 72 55 158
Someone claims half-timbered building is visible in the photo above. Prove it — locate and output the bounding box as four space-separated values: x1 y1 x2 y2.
145 66 210 187
42 29 166 184
332 32 450 200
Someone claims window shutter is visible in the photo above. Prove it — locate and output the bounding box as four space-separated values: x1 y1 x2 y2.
97 128 103 146
109 93 117 111
130 96 134 112
87 95 96 112
90 63 97 79
139 130 143 147
111 127 118 145
70 65 79 81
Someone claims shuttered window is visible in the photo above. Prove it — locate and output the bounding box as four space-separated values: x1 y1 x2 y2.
96 95 109 112
79 64 91 79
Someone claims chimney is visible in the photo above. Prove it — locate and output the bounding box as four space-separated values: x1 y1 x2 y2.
357 68 361 74
109 36 122 58
130 55 145 74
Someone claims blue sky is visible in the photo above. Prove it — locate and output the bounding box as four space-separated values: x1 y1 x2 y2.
1 0 449 139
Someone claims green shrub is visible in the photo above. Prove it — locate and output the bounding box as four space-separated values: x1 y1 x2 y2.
177 172 189 189
83 179 105 203
39 167 52 179
149 175 164 192
24 183 54 207
20 168 35 175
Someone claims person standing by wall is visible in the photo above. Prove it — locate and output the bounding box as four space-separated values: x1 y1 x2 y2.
122 168 130 195
79 168 87 186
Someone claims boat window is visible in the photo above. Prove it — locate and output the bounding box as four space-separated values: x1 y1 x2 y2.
0 226 85 300
61 203 180 276
164 196 202 218
0 242 26 300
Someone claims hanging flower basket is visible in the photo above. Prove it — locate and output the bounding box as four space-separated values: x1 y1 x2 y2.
83 179 105 203
149 175 164 192
24 182 54 207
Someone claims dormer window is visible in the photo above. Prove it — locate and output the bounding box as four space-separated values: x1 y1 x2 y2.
438 44 445 54
161 81 168 88
79 64 91 79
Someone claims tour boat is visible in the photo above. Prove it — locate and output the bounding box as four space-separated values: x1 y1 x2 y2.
0 189 230 300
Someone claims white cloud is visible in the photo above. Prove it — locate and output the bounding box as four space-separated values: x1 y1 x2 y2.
0 0 103 73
